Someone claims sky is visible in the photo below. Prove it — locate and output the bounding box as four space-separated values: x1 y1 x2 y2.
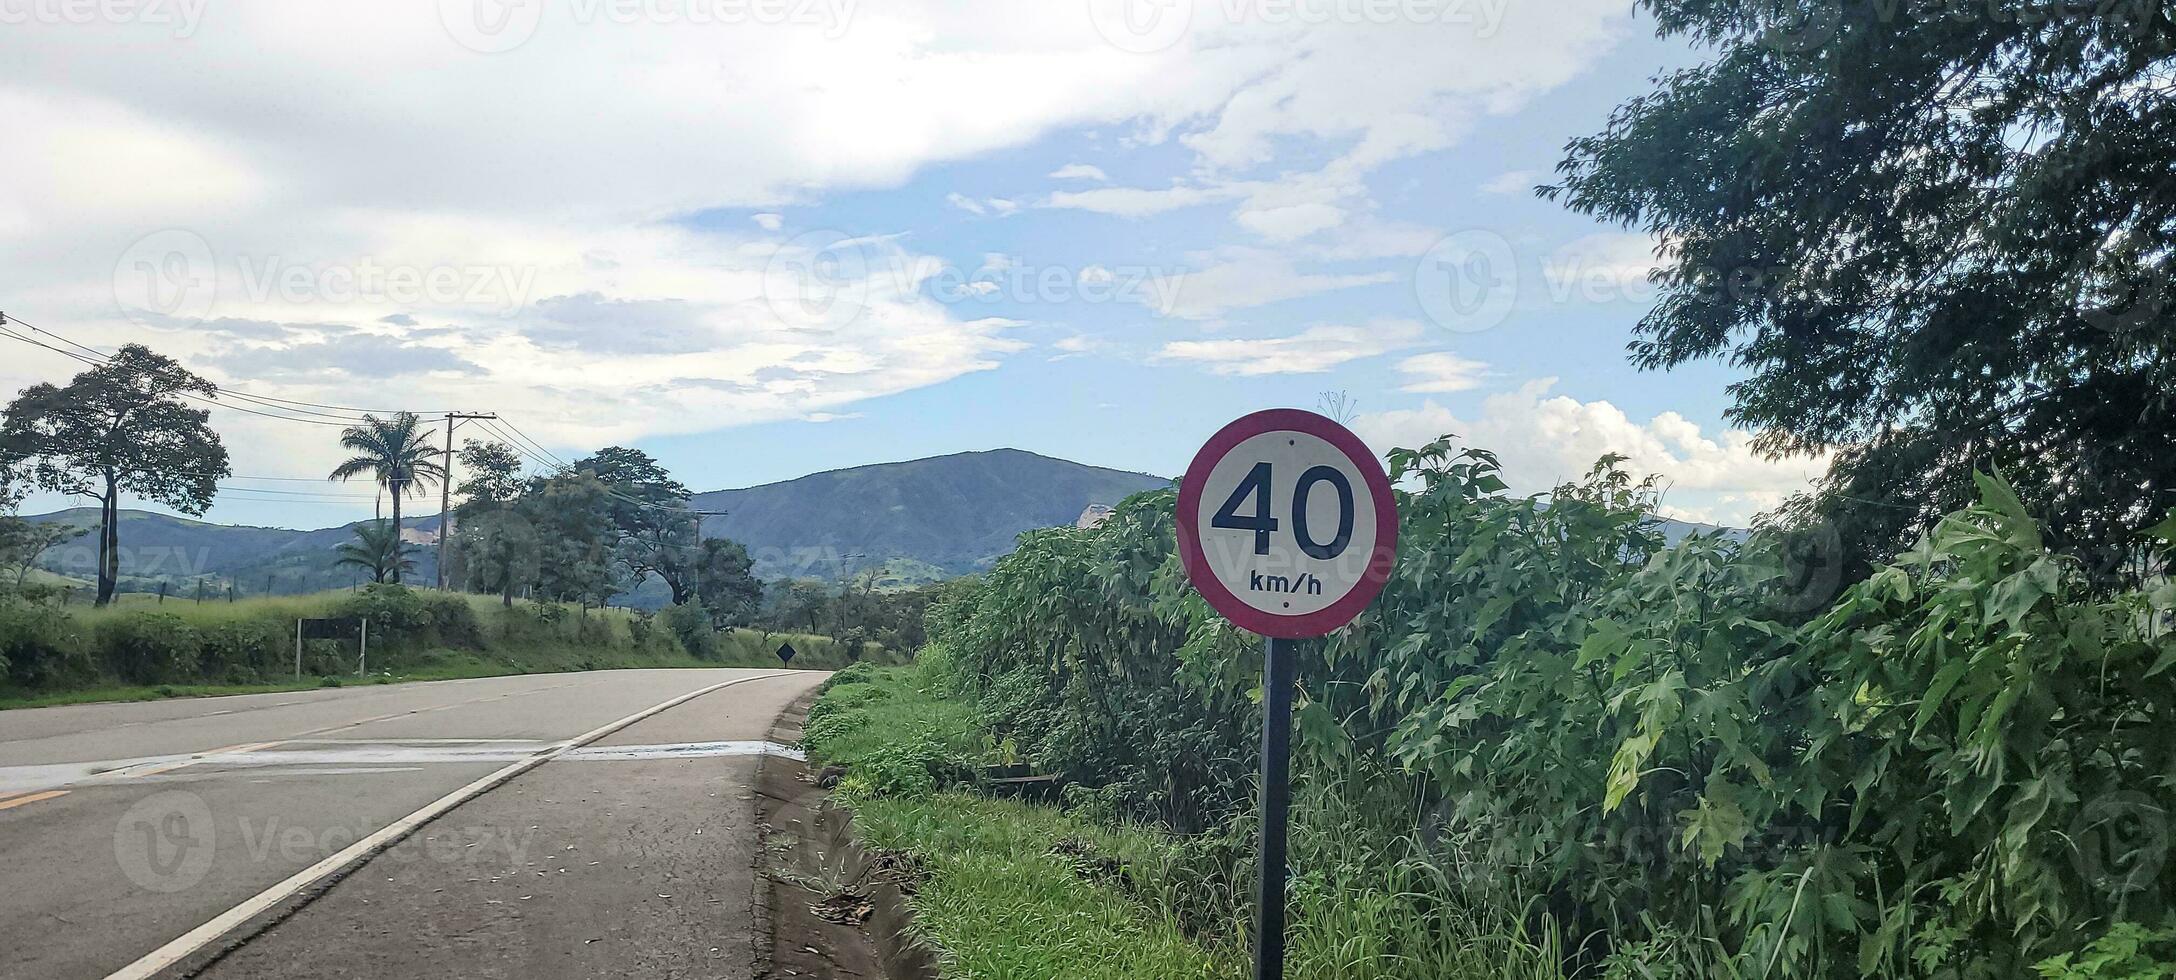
0 0 1828 530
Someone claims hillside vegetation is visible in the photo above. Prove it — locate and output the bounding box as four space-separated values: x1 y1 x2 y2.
825 439 2176 979
0 585 880 708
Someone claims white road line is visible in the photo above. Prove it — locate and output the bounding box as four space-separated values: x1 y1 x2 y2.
101 670 801 980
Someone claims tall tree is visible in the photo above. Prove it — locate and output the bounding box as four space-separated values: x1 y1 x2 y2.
693 537 763 629
328 412 444 584
572 446 699 604
454 439 526 506
0 344 229 605
1549 1 2176 580
527 470 620 608
333 520 415 584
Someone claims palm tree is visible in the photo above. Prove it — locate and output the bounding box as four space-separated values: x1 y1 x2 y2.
328 412 445 584
333 520 415 584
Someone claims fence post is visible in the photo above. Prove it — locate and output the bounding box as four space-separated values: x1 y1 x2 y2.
294 619 303 680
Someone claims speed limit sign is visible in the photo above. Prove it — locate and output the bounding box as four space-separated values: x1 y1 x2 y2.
1175 408 1397 980
1177 408 1397 638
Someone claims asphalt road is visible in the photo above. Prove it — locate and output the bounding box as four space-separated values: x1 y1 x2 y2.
0 668 825 980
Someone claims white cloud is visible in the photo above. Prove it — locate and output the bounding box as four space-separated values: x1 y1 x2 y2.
1354 379 1827 526
1481 169 1544 195
1146 249 1395 320
0 0 1640 525
1542 233 1665 305
1049 163 1109 181
1395 351 1489 393
1156 318 1423 376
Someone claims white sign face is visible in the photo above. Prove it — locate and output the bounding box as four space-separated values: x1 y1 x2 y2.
1178 410 1396 638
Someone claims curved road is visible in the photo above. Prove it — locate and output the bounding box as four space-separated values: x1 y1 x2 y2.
0 668 824 979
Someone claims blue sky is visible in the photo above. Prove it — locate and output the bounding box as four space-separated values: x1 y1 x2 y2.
2 1 1825 529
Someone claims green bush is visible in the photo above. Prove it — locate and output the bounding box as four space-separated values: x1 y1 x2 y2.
2035 925 2176 979
0 600 91 687
659 602 713 659
931 436 2176 978
95 612 201 684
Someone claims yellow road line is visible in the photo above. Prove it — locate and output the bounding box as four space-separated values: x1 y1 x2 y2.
0 790 68 812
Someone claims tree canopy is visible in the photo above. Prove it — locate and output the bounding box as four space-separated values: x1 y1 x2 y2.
0 344 228 604
1549 0 2176 579
328 412 444 583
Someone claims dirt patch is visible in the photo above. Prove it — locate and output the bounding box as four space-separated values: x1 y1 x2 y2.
756 692 937 980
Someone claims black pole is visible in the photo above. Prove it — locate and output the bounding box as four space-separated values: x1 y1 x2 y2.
1253 635 1296 980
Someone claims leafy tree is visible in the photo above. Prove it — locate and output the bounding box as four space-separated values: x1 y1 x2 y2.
526 470 619 608
454 439 526 506
332 520 415 584
0 519 86 591
452 508 537 607
693 537 763 629
328 412 444 584
1549 1 2176 580
571 446 698 604
0 344 229 605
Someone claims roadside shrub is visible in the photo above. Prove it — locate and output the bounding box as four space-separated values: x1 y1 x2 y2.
0 600 92 687
931 434 2176 978
198 620 289 683
627 612 654 649
422 591 484 648
659 602 714 659
96 612 201 684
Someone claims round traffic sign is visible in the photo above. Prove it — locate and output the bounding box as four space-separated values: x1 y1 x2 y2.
1177 409 1397 638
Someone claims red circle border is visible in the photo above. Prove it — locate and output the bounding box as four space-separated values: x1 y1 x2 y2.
1175 409 1398 638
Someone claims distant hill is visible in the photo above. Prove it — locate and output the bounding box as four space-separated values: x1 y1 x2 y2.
24 508 444 596
19 449 1741 603
691 448 1171 581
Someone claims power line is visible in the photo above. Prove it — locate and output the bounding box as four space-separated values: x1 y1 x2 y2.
0 312 451 417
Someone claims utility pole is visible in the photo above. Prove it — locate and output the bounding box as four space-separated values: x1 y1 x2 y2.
436 412 498 590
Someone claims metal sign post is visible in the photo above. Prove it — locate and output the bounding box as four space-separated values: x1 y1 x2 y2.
1253 635 1296 980
1175 409 1398 980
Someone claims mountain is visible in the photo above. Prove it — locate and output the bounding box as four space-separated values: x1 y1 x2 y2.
23 508 447 596
691 449 1171 581
17 449 1744 601
19 449 1169 597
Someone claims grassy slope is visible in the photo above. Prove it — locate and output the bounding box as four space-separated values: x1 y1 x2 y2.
803 663 1238 980
803 661 1575 980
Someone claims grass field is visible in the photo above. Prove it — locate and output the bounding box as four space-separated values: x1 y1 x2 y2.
802 662 1240 979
